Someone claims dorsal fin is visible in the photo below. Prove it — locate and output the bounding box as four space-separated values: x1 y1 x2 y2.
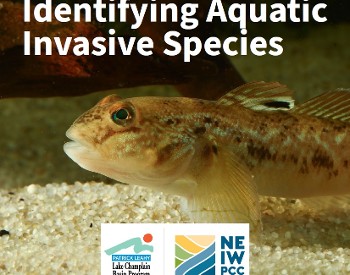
218 81 295 111
292 89 350 122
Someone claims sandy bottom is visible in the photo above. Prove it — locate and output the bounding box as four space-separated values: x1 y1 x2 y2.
1 182 350 274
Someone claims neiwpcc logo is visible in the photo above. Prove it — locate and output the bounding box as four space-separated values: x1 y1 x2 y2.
165 223 249 274
175 235 215 274
220 235 247 275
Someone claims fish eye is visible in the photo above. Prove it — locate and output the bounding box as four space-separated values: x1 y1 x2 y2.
111 106 134 126
113 108 129 120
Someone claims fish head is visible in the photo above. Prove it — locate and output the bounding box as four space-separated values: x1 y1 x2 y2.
64 95 195 187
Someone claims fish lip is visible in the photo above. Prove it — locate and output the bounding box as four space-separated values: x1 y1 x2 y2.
63 140 84 151
64 127 95 162
65 128 79 143
63 140 86 158
64 128 91 149
63 138 101 165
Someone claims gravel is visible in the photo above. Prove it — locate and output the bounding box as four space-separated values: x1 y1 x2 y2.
1 182 350 274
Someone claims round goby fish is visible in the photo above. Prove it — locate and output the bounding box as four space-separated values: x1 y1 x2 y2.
64 82 350 230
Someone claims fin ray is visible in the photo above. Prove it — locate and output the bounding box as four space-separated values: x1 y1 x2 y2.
292 89 350 122
185 142 261 232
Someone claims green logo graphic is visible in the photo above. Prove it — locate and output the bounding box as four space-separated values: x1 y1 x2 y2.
105 234 154 255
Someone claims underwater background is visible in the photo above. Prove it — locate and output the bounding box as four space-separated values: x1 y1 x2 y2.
1 22 349 188
0 1 350 273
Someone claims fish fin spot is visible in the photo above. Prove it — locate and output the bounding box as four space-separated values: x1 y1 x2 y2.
263 101 291 109
217 81 294 112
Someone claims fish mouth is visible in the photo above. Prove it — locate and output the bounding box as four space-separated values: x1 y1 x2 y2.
63 128 126 181
64 128 91 148
63 128 98 167
63 140 90 158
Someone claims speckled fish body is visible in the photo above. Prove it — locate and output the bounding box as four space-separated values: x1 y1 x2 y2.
231 106 350 198
64 82 350 229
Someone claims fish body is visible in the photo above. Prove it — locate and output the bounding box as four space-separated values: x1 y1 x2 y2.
64 82 350 229
232 107 350 198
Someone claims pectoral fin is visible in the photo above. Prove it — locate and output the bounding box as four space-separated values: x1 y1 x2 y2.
186 143 261 231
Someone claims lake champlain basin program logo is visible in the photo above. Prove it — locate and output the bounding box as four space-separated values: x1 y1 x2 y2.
105 233 153 275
